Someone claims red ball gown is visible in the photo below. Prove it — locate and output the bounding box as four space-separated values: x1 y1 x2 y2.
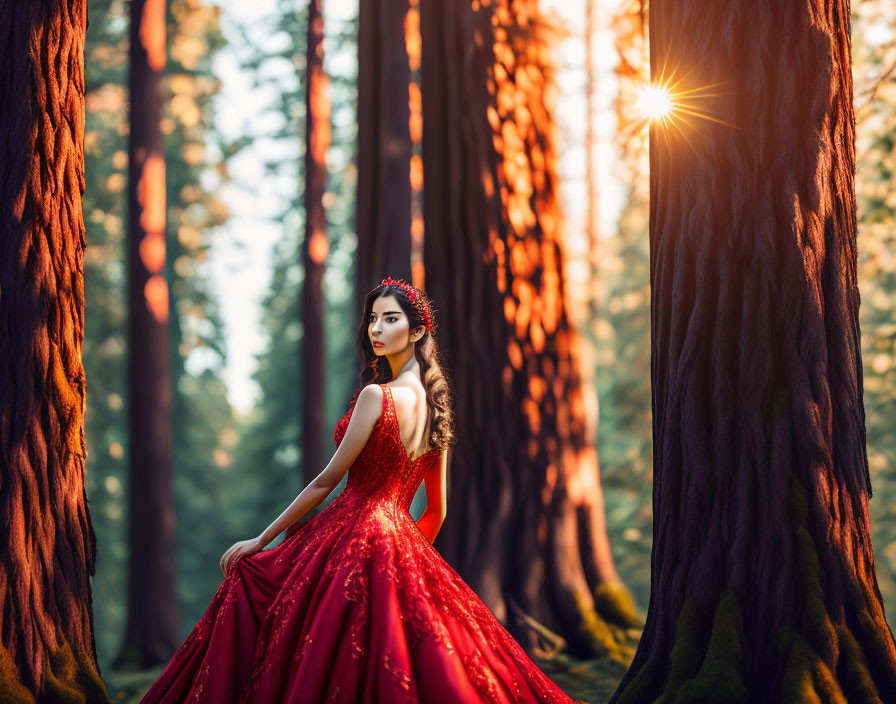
140 383 579 703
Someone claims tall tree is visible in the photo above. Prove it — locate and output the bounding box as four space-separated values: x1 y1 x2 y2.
356 0 413 304
0 1 108 700
301 0 330 486
611 1 896 701
421 0 640 660
115 0 178 668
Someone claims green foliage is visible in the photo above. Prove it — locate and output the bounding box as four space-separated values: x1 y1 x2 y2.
231 1 364 541
853 3 896 623
82 0 237 668
82 0 130 673
593 170 653 615
163 0 241 634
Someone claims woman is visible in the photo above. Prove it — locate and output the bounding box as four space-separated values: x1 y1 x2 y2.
140 277 580 703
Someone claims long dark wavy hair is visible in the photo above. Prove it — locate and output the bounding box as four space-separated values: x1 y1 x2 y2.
346 280 456 452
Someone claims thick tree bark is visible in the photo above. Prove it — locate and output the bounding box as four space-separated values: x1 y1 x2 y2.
300 0 330 487
356 0 413 309
114 0 178 669
611 1 896 701
421 0 640 660
0 1 108 701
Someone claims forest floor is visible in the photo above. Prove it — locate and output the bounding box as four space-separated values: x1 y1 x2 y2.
101 656 629 703
536 654 630 703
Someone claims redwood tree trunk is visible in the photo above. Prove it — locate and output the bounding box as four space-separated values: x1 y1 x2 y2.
300 0 330 487
0 1 108 700
356 0 413 308
115 0 178 669
421 0 640 660
611 1 896 701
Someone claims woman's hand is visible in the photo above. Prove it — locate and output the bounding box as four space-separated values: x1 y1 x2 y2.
220 537 264 577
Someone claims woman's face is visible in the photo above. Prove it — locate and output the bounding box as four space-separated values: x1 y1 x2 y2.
369 295 415 354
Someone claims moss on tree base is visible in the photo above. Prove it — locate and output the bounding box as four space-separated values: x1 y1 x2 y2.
575 581 643 663
0 641 108 704
612 473 894 703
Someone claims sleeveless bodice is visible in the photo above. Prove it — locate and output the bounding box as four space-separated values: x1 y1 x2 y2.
333 383 440 511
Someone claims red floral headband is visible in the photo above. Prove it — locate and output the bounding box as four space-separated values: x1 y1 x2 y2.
380 277 434 335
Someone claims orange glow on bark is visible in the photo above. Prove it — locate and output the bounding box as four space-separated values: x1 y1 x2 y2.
504 296 516 324
545 463 557 491
530 319 545 353
411 214 424 242
527 437 539 461
408 82 423 142
405 4 421 71
507 339 523 370
410 154 423 190
411 260 426 290
139 0 167 72
144 275 169 323
309 65 332 161
139 232 166 274
482 168 495 198
528 375 547 403
309 229 329 263
138 153 166 240
566 447 598 506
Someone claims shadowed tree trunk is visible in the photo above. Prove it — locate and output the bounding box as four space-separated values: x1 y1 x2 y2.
114 0 178 669
356 0 413 307
610 1 896 701
0 1 108 701
300 0 330 487
421 0 641 660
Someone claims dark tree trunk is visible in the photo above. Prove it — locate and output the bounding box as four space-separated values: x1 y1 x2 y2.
300 0 330 487
421 0 640 660
611 1 896 701
0 1 108 701
114 0 178 670
356 0 413 310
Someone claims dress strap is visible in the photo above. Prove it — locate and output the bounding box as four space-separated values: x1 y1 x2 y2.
380 383 393 417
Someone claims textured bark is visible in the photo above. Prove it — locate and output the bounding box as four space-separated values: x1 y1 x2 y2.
0 1 108 701
610 1 896 701
114 0 178 670
421 0 639 660
356 0 413 309
300 0 330 486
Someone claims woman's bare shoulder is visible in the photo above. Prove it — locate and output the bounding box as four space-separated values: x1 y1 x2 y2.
354 383 384 413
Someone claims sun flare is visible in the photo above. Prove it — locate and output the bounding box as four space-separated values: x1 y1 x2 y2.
628 66 744 153
635 84 673 120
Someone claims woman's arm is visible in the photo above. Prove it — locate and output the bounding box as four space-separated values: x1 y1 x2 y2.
416 449 448 543
255 384 384 547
